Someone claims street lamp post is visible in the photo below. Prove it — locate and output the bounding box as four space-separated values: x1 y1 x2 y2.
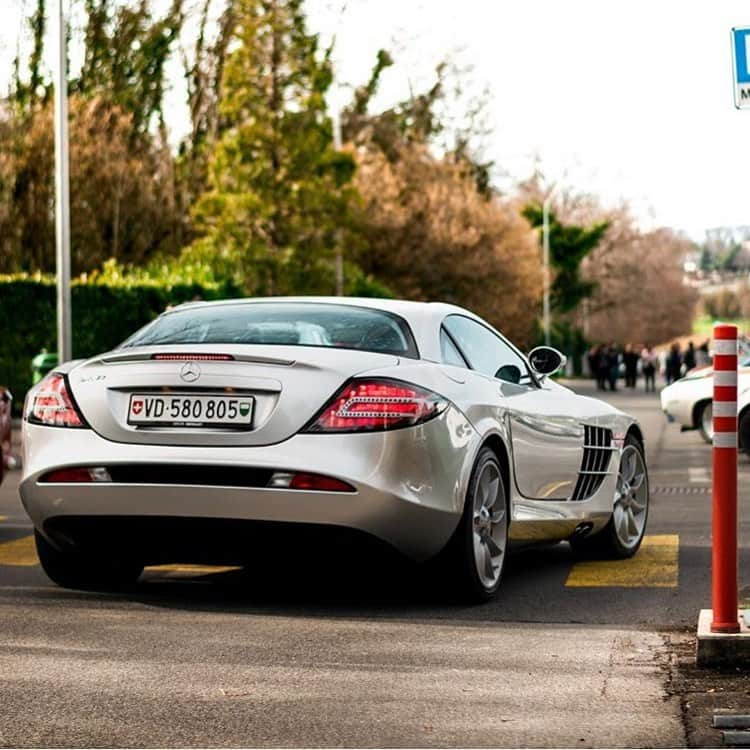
54 0 72 363
332 108 344 297
542 194 553 348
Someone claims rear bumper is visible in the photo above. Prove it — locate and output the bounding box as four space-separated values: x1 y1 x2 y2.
19 408 478 561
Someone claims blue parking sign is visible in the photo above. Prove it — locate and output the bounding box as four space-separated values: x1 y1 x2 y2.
732 27 750 107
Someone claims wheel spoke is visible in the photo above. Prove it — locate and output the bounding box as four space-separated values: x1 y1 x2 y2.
630 472 645 491
619 513 630 541
486 535 503 558
483 544 496 580
473 530 484 561
622 450 636 482
478 469 491 507
630 494 647 512
485 477 500 510
626 506 638 537
615 505 628 540
491 507 505 524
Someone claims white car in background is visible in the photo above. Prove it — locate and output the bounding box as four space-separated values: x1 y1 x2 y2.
660 358 750 449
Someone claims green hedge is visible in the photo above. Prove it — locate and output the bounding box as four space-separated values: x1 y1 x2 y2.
0 274 241 414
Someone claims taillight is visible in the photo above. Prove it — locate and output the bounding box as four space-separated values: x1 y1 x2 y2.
303 378 448 433
40 467 111 483
268 471 355 492
26 372 88 428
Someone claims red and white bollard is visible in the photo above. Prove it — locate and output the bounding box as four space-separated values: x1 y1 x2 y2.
712 324 740 633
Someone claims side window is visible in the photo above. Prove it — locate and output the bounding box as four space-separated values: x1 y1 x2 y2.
443 315 532 385
440 328 469 368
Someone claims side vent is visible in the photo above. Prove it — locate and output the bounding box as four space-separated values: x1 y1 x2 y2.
569 426 616 501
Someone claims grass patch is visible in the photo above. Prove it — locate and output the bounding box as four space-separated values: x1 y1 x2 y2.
693 315 749 336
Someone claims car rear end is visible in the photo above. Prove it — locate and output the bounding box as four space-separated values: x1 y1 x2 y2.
19 301 476 569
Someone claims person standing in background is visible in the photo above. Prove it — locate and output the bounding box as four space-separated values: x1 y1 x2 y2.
658 347 668 383
683 341 696 374
623 343 639 388
587 345 600 389
665 342 682 385
595 345 608 391
696 339 711 367
606 342 620 391
641 344 657 392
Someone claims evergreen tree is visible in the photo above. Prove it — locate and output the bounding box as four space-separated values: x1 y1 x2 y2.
186 0 356 295
522 205 609 314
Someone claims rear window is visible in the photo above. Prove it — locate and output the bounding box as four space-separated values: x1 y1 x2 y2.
121 302 419 358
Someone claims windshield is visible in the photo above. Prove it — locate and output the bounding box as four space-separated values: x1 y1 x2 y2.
121 302 419 358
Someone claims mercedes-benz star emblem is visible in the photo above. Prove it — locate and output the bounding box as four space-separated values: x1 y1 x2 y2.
179 361 201 383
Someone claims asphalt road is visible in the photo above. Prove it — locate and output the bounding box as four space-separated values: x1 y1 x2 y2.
0 381 747 747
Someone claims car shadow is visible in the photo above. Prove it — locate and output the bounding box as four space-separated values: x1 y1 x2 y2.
64 541 579 623
24 540 731 628
123 538 693 627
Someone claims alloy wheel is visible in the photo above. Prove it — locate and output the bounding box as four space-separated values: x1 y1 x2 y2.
471 460 507 589
613 445 648 550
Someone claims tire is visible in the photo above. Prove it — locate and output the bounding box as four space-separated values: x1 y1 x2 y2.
697 401 713 445
740 409 750 456
34 529 143 590
570 434 649 560
434 447 508 602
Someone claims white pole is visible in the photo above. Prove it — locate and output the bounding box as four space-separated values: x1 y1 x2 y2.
54 0 72 363
542 194 553 347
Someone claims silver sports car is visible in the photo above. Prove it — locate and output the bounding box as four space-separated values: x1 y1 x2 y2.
19 297 649 600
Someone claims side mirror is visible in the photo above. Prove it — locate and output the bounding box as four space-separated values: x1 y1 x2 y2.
495 364 522 384
528 346 567 377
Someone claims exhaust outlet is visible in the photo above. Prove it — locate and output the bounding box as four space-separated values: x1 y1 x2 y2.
571 522 594 539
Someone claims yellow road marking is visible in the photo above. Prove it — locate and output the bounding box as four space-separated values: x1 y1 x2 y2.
0 538 242 575
145 564 242 579
0 535 38 566
0 531 677 587
565 534 679 588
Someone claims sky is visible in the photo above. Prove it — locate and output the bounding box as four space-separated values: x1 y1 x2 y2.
2 0 750 240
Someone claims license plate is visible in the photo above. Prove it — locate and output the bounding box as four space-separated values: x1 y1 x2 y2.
127 394 254 428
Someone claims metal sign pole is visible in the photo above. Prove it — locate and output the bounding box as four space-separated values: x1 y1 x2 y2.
54 0 72 363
